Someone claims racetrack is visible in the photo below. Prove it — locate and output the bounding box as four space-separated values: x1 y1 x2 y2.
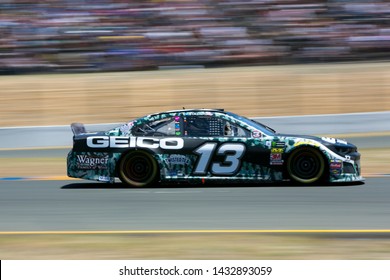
1 62 390 259
1 126 389 259
1 131 389 233
2 130 388 260
1 177 390 232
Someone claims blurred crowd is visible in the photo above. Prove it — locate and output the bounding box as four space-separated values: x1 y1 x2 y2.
1 0 390 74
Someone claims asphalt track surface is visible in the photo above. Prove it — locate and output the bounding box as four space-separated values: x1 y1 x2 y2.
0 177 389 232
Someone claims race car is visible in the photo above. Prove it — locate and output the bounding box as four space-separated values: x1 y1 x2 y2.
67 109 363 186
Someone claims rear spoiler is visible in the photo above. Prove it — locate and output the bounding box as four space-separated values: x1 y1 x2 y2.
71 123 87 136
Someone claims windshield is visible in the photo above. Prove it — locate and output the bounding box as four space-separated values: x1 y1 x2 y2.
226 112 276 135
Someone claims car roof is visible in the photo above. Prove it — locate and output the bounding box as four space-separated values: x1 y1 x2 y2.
148 108 225 117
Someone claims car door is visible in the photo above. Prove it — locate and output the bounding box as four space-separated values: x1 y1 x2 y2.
181 112 272 180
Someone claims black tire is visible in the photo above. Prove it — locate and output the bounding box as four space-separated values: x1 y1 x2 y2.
118 151 158 187
287 147 326 184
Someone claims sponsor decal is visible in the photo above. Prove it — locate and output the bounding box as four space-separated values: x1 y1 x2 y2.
330 159 342 169
98 176 111 182
164 155 191 166
322 137 336 144
331 169 342 175
168 171 184 177
270 153 282 160
119 122 134 135
87 136 184 150
174 118 181 136
270 141 284 165
270 141 285 164
252 131 262 138
338 138 348 145
330 159 342 175
322 137 348 145
272 141 285 148
293 140 320 147
76 154 109 169
270 153 283 165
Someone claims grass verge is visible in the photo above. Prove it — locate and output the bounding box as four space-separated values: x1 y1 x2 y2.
1 233 390 259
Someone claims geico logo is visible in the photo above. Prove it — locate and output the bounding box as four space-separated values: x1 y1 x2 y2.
87 136 184 149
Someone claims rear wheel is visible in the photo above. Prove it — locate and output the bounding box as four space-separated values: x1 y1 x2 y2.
287 147 326 184
119 151 158 187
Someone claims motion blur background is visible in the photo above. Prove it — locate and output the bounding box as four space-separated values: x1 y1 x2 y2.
1 0 389 128
1 0 389 74
1 0 390 260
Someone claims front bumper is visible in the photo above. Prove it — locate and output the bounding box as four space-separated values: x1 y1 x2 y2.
329 154 364 183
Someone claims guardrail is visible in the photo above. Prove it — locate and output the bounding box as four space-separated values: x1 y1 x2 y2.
1 111 389 149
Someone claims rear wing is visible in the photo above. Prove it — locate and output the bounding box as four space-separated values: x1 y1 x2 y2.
71 123 87 136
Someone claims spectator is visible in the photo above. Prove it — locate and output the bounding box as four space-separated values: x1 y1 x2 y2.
0 0 389 74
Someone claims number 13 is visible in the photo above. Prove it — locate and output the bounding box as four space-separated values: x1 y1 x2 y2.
193 143 246 176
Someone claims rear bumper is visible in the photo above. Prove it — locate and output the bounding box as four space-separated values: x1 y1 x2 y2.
67 150 116 183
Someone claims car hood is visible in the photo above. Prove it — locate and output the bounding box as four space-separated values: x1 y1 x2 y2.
276 133 357 149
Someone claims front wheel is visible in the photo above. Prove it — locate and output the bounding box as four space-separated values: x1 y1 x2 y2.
119 151 158 187
287 147 326 184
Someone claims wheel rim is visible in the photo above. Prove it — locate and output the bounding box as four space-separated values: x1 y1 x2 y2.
288 148 325 183
124 155 152 182
120 152 158 187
